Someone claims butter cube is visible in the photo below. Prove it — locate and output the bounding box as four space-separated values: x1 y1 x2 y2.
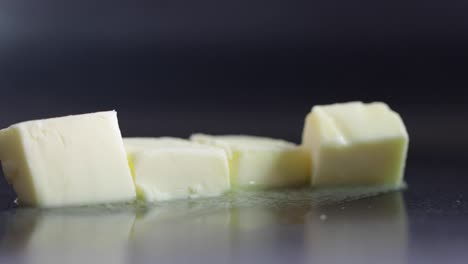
190 135 310 188
124 137 230 202
0 111 136 207
302 102 409 188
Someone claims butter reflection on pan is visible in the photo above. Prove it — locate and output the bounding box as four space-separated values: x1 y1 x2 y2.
0 191 407 264
130 194 312 262
1 207 135 264
130 200 231 262
305 192 408 264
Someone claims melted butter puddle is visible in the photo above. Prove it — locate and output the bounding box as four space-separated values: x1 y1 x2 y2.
8 182 406 212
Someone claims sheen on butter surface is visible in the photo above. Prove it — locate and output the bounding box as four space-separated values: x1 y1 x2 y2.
190 135 310 188
124 137 230 202
0 111 136 207
302 102 409 188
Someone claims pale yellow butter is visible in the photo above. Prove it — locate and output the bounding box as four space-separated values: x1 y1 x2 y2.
302 102 409 188
124 137 230 202
190 134 310 188
0 111 136 207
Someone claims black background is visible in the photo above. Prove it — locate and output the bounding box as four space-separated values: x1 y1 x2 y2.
0 0 467 175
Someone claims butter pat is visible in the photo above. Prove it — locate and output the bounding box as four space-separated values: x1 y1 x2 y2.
0 111 135 207
302 102 409 188
124 137 230 202
190 135 310 188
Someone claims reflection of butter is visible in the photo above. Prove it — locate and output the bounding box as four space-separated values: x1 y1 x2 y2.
0 111 135 207
132 202 231 240
230 207 279 231
191 134 310 188
131 201 231 261
306 192 408 263
230 206 310 231
124 137 230 202
2 208 135 264
302 102 409 188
